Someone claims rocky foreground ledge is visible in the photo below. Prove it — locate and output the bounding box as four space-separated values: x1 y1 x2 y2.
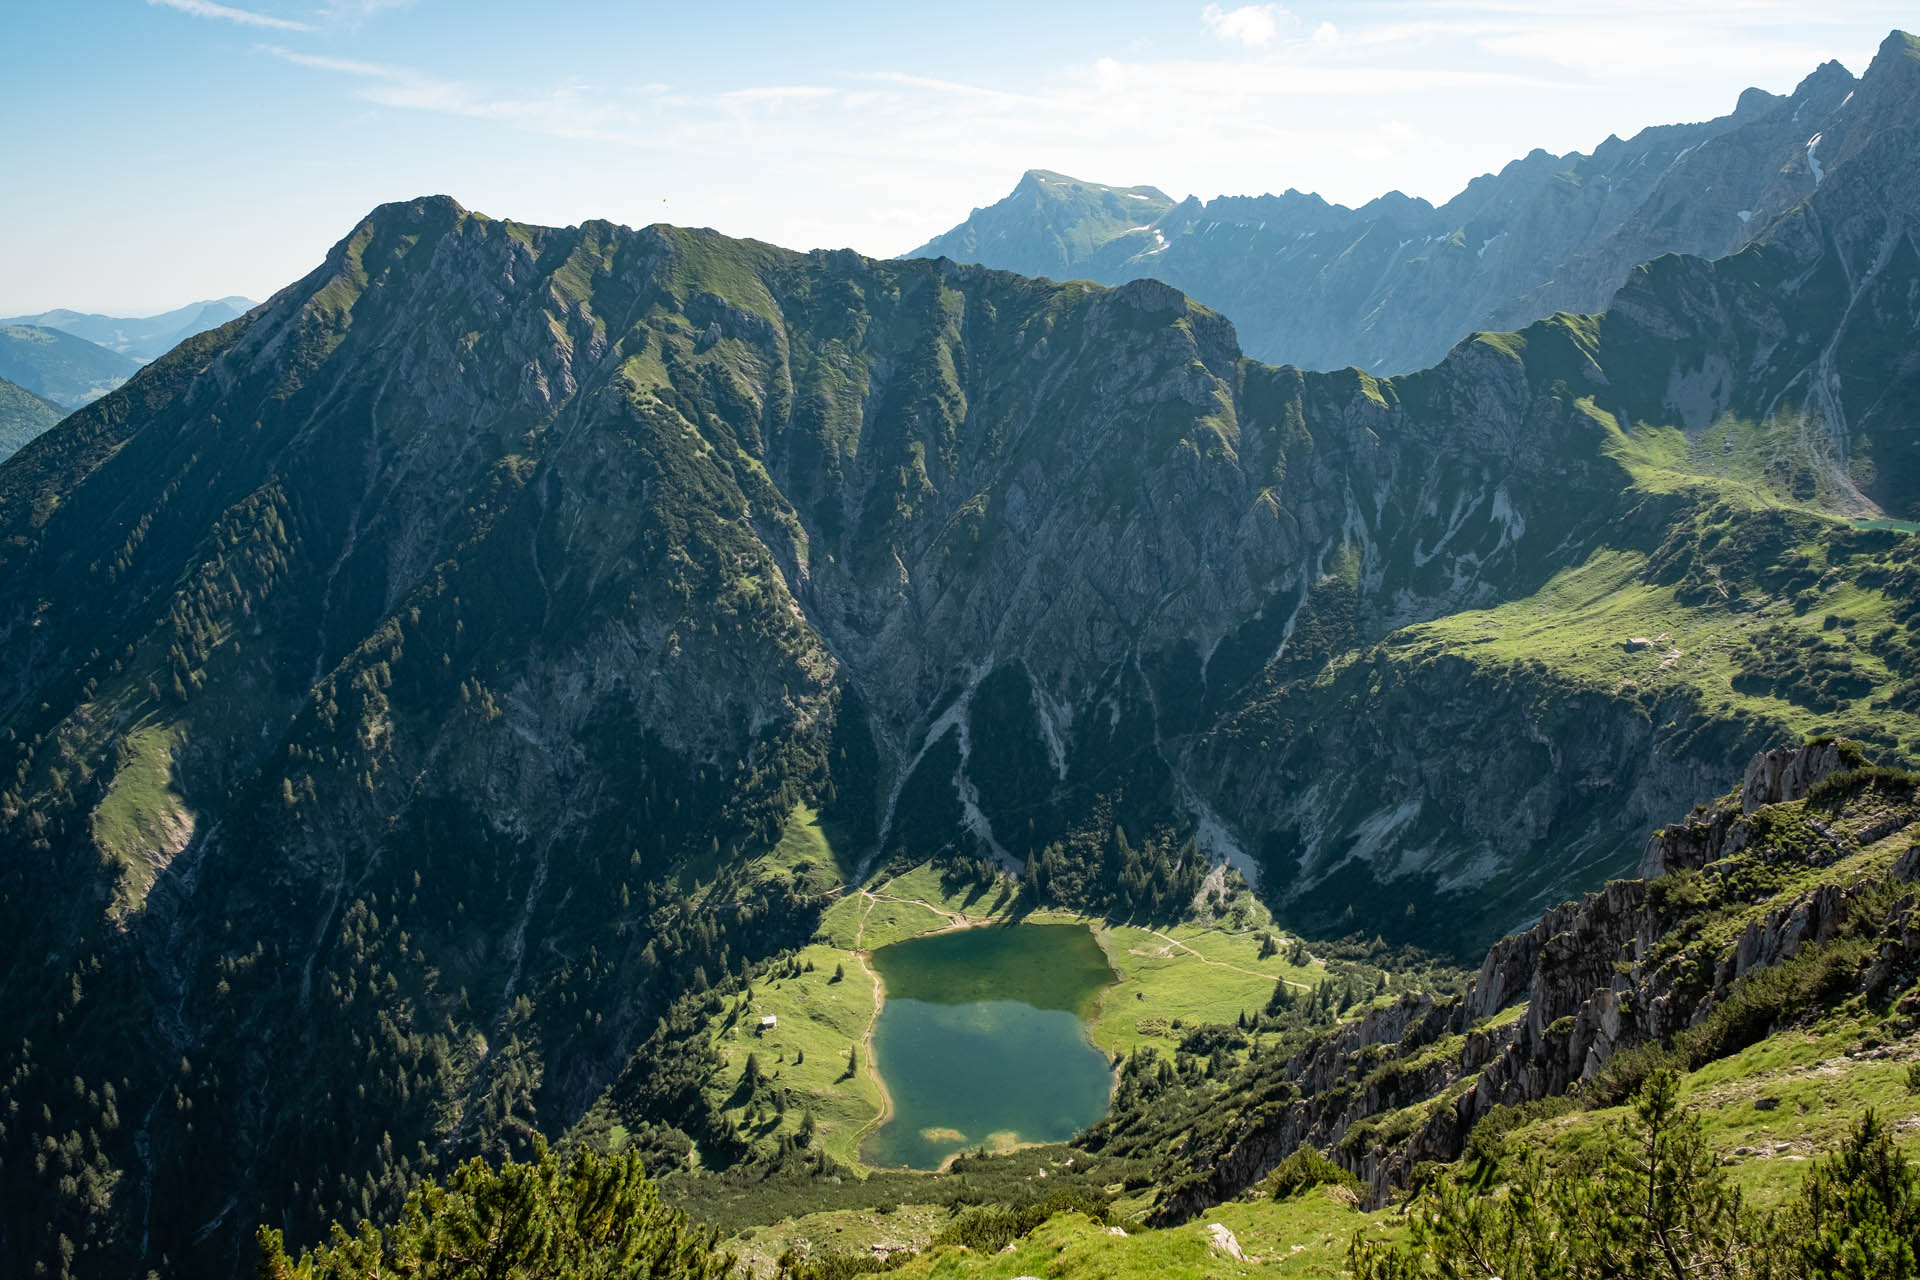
1149 740 1920 1218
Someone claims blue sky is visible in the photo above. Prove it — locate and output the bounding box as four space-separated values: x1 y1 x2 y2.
1 0 1907 314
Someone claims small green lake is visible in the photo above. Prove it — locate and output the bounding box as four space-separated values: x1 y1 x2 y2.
861 922 1118 1171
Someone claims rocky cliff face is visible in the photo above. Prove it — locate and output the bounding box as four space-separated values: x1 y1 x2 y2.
1151 742 1920 1221
908 37 1914 378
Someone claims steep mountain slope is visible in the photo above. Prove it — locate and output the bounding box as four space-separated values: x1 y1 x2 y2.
1 34 1919 1278
910 170 1176 283
713 740 1920 1279
908 41 1895 376
0 374 63 459
0 322 142 407
4 297 259 362
1089 740 1920 1222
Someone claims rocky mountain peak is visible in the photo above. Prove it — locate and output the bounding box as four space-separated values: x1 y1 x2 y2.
907 38 1918 375
1874 27 1920 67
1732 85 1781 119
1738 740 1853 813
1790 57 1858 101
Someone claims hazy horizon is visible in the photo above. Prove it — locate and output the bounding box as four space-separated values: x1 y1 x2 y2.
1 0 1905 314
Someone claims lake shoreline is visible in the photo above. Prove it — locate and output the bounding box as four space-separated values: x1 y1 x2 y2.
849 944 893 1165
857 920 1120 1171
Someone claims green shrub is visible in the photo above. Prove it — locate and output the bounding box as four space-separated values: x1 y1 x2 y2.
929 1189 1110 1254
772 1249 907 1279
1463 1094 1579 1173
1770 1110 1919 1279
256 1139 731 1279
1805 764 1920 808
1264 1147 1362 1201
1353 1081 1920 1279
1587 1040 1686 1107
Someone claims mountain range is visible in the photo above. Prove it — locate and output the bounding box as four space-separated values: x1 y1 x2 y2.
0 300 258 459
3 296 257 362
0 323 142 412
1 27 1918 1280
910 52 1879 377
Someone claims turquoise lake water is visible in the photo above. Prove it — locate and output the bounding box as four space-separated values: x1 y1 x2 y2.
861 922 1117 1170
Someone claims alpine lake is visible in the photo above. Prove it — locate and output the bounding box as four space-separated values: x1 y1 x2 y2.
861 922 1119 1170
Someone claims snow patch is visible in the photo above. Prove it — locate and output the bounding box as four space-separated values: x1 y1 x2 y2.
1806 133 1825 184
1736 209 1753 223
1412 485 1479 568
1477 231 1507 258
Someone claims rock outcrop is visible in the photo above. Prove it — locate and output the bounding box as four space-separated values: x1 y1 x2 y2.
1151 744 1920 1221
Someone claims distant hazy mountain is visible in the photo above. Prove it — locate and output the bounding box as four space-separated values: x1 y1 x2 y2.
0 324 141 408
0 375 62 459
912 170 1175 282
2 296 256 362
908 54 1871 375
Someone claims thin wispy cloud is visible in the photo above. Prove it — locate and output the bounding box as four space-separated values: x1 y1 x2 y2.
715 86 840 103
231 1 1899 261
16 0 1903 317
260 46 672 143
1201 4 1291 47
148 0 314 33
321 0 416 19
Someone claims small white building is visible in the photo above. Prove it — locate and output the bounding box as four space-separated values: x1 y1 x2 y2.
758 1015 778 1032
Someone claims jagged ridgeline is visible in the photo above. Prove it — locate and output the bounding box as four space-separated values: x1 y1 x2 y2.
1092 742 1920 1221
912 32 1920 380
2 34 1920 1278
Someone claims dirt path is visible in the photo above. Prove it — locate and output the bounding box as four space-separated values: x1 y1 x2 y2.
847 942 893 1155
868 889 978 930
852 890 878 949
1144 926 1311 989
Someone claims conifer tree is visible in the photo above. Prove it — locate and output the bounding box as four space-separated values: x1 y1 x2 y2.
256 1140 730 1279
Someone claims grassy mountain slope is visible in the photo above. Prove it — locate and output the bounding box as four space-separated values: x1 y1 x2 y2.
0 374 63 459
0 322 141 408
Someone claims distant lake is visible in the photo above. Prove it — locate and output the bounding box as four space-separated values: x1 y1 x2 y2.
861 922 1118 1171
